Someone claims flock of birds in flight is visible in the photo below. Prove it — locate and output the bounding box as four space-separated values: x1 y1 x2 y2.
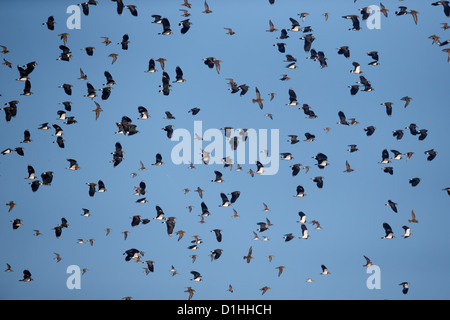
1 0 450 300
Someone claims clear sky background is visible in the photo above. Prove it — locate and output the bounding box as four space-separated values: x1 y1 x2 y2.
0 0 449 300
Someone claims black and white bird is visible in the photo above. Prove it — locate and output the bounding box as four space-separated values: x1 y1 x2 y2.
87 182 96 197
119 34 130 50
391 149 403 161
364 126 376 136
304 132 315 141
152 153 164 165
286 88 299 106
274 42 287 53
162 125 174 139
399 282 409 294
103 71 115 86
82 46 95 56
2 148 13 155
298 223 310 239
297 211 307 224
277 29 289 39
228 191 240 204
432 1 450 17
66 159 80 170
57 42 72 60
210 249 223 261
317 51 328 68
313 152 329 169
290 163 302 176
97 180 107 193
393 130 404 141
159 17 173 35
349 84 360 96
342 15 361 30
212 170 224 183
337 46 350 58
16 63 36 81
283 233 295 242
1 100 18 122
401 225 412 238
294 185 306 197
41 171 53 185
347 144 359 153
21 79 33 96
201 202 211 217
43 16 55 30
300 34 315 52
137 106 149 119
320 264 331 275
405 123 419 136
26 165 36 180
381 102 393 116
190 271 203 281
163 217 176 236
19 270 33 282
337 110 349 125
53 225 63 238
395 6 408 16
178 19 192 34
149 206 164 222
124 248 140 262
219 193 231 207
11 218 23 230
173 66 186 83
188 107 200 115
59 83 73 95
367 51 380 66
280 152 294 160
256 222 269 232
164 111 175 120
350 61 362 74
379 149 391 164
254 160 264 174
289 17 301 31
409 177 421 187
211 229 222 242
131 215 142 227
54 136 65 148
382 222 395 239
145 58 157 73
301 104 318 118
386 200 398 213
84 82 97 99
425 149 438 161
418 129 428 141
358 75 374 92
312 176 324 188
151 14 163 24
30 180 41 192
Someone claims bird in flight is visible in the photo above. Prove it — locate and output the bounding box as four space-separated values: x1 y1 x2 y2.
5 201 16 213
202 1 212 14
266 20 277 32
184 287 195 300
252 87 264 109
224 28 235 35
92 101 102 120
243 246 254 263
108 53 118 64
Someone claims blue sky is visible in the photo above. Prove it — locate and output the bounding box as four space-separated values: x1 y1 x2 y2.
1 0 450 300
